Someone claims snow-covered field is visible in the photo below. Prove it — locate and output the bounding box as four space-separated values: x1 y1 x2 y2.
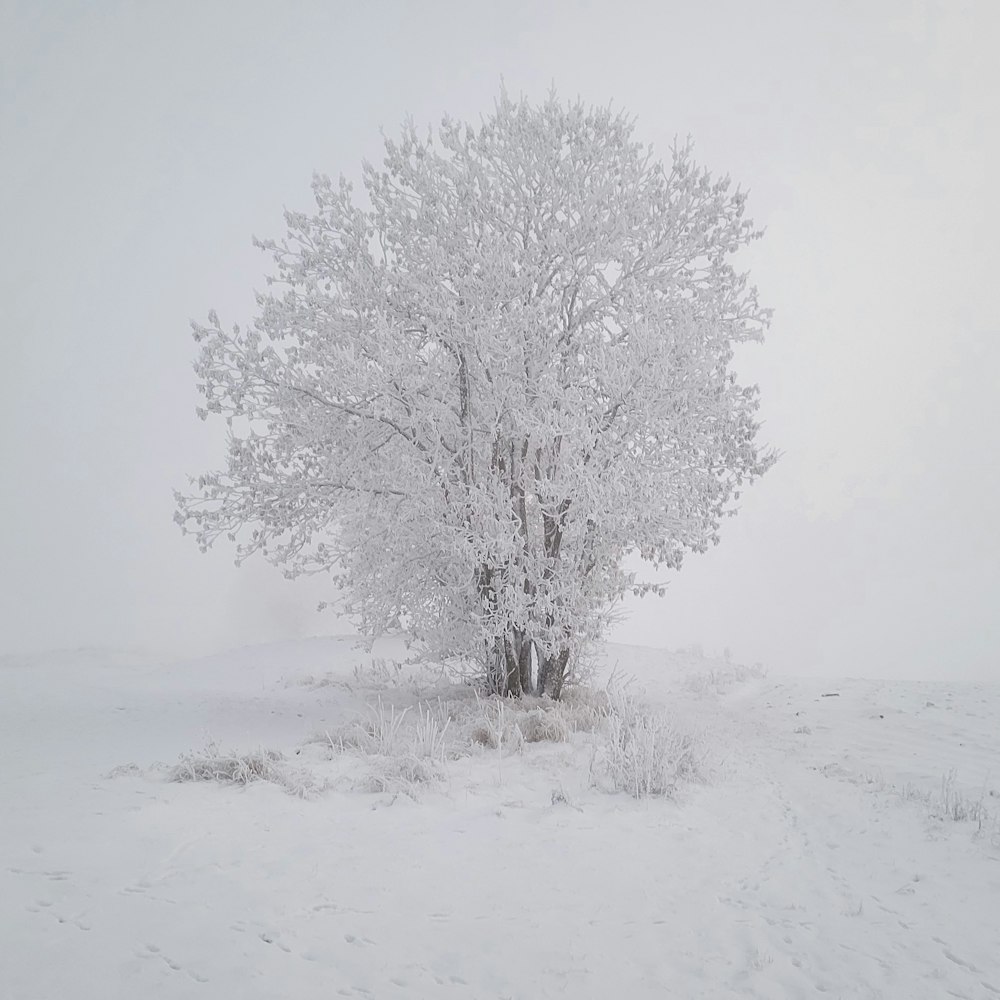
2 637 999 999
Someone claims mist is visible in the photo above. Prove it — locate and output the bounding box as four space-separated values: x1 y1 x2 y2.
2 1 997 679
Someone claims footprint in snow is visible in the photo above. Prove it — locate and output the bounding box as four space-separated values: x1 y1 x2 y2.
259 931 292 952
344 933 375 946
139 943 208 983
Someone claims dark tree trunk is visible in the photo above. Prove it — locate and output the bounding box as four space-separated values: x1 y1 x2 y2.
486 639 506 695
502 637 522 698
518 635 534 695
485 633 536 698
536 647 570 700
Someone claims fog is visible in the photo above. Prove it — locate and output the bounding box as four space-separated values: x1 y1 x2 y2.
2 1 997 679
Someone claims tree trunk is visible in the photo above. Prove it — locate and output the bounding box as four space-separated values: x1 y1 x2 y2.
536 647 570 700
486 639 506 695
518 636 534 695
502 637 523 698
485 633 536 698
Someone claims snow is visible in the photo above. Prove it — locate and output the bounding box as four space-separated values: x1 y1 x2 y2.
3 637 999 998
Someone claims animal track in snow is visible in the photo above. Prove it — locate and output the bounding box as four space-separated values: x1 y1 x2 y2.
9 866 71 881
137 942 208 983
344 932 376 946
259 930 292 952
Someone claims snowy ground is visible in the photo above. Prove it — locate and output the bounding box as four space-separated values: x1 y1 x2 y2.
2 637 999 999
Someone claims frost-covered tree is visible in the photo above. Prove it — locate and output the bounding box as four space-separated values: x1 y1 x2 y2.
176 89 775 699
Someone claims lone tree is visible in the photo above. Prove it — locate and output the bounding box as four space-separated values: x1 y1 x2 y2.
176 90 774 699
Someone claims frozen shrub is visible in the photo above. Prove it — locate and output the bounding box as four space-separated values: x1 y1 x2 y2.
169 744 315 797
306 698 452 794
519 707 571 744
170 745 285 785
933 770 991 826
411 704 450 761
597 683 700 798
362 755 442 797
557 687 609 733
468 695 524 752
364 698 410 755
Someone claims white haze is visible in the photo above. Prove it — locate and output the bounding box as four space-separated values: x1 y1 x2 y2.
1 1 997 679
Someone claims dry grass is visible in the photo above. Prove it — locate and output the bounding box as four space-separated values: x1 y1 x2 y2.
860 768 999 846
169 744 316 797
360 755 443 797
683 662 767 695
289 672 705 803
595 682 701 798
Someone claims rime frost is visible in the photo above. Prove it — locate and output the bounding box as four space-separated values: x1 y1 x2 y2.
176 89 774 696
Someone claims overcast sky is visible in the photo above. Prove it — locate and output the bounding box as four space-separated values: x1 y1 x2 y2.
2 1 997 679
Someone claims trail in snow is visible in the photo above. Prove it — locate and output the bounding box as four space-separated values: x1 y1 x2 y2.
671 671 1000 999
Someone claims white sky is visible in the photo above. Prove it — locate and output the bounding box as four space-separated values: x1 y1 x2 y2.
2 0 997 679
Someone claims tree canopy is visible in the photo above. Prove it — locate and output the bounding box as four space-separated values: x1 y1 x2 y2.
176 89 775 698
